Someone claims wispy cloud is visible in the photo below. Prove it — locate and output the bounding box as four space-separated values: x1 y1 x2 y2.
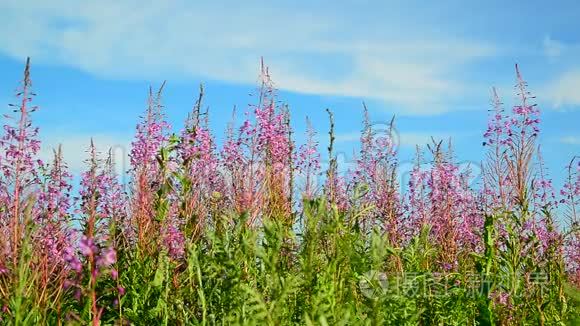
397 132 454 148
39 132 132 175
0 0 498 115
559 136 580 145
336 131 454 148
536 36 580 109
543 36 565 59
542 69 580 108
334 132 361 143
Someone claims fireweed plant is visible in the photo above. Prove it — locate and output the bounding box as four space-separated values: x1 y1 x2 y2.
0 58 579 325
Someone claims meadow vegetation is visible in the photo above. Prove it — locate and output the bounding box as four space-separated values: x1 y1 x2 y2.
0 58 579 325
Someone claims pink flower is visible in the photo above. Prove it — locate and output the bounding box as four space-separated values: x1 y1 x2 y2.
350 108 403 240
63 245 82 272
63 280 73 289
490 291 510 306
163 215 185 260
97 247 117 268
0 58 43 265
79 236 96 257
296 118 321 200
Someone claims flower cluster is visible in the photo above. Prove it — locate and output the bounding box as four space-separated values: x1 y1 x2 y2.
0 59 577 325
296 119 321 200
130 85 171 175
0 58 43 265
353 111 401 240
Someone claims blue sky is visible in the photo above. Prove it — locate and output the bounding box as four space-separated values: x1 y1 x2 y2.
0 0 579 192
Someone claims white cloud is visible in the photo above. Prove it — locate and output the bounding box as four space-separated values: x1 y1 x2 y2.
39 132 132 176
537 36 580 109
335 132 361 143
0 0 498 115
398 132 454 148
560 136 580 145
543 36 565 59
542 69 580 108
